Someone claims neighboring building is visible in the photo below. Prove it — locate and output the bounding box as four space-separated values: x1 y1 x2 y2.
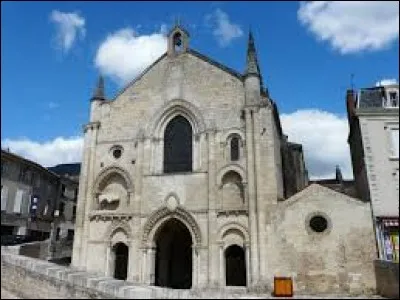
309 165 358 198
1 149 59 240
47 163 80 263
48 163 81 182
346 84 399 262
72 25 377 294
280 137 309 198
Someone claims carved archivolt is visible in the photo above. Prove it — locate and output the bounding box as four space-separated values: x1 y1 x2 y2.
216 164 246 187
147 99 206 138
218 222 250 243
141 206 202 247
104 219 133 242
93 165 134 195
222 129 245 146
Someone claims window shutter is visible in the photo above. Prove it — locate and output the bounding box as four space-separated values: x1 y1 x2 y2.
22 193 30 215
1 186 9 211
13 190 24 213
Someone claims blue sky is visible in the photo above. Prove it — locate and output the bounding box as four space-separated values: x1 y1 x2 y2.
1 1 399 179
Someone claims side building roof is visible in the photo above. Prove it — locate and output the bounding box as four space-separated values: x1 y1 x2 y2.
1 149 60 179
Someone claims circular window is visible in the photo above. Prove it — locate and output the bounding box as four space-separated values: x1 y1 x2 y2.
309 215 328 233
113 149 122 159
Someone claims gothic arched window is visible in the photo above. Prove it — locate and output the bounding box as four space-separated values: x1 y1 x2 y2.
230 137 240 161
164 115 193 173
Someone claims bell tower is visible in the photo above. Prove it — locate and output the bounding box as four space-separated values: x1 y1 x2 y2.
167 24 190 56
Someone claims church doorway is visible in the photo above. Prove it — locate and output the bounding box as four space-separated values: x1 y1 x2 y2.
225 245 246 286
154 218 192 289
113 242 128 280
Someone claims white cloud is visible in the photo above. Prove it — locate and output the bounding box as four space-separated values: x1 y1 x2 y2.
206 9 243 47
95 26 167 85
2 110 352 180
298 1 399 54
281 109 352 180
50 10 86 53
376 78 398 86
2 136 83 167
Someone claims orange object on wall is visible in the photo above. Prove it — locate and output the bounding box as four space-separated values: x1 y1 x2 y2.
274 277 293 297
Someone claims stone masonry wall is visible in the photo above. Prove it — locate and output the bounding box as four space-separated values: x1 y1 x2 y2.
1 248 269 299
374 260 399 299
1 247 388 299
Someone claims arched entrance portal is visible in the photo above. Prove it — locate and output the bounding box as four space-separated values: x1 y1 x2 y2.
154 218 192 289
113 242 128 280
225 245 246 286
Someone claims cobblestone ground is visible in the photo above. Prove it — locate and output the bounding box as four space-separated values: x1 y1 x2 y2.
1 287 20 299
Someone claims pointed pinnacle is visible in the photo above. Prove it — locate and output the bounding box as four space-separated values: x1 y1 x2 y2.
91 75 105 101
246 30 259 76
248 30 255 52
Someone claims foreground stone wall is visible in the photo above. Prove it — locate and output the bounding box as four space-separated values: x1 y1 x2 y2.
18 240 50 260
374 260 399 299
0 248 265 299
2 240 50 260
1 248 389 299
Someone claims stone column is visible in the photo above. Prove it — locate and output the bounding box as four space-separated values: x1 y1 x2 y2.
147 246 157 285
105 244 110 277
153 138 163 174
244 242 251 287
253 110 265 281
127 239 135 282
192 245 199 288
81 122 100 266
244 108 259 285
200 133 207 172
207 130 218 286
219 242 225 287
140 247 147 284
71 121 99 268
143 138 151 175
133 139 144 282
197 246 208 288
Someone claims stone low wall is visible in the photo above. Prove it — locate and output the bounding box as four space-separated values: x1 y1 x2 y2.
374 260 399 299
2 240 50 260
19 240 50 260
0 248 267 299
1 248 388 299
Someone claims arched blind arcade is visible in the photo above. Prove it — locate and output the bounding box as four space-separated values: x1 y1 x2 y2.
164 116 193 173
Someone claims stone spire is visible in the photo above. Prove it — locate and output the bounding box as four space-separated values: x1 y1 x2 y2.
245 30 260 77
91 75 105 102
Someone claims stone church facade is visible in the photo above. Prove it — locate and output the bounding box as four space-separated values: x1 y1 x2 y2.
72 26 377 294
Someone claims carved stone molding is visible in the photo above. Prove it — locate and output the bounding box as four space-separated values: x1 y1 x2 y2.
104 219 133 240
83 121 101 133
216 209 248 217
92 165 134 195
141 206 202 247
88 211 134 222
